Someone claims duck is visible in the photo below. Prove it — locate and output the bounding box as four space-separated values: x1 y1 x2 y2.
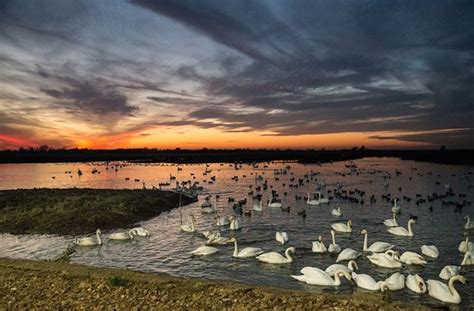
276 231 289 245
406 274 427 294
108 230 134 241
315 192 329 204
312 236 327 253
385 272 405 291
420 245 439 259
325 260 358 276
464 215 474 230
331 205 342 217
229 216 241 230
202 230 219 240
190 245 220 256
360 229 394 253
253 200 263 211
427 275 466 304
331 220 352 233
256 247 295 264
387 219 416 237
391 198 401 214
458 234 473 253
439 265 461 280
383 213 398 227
268 196 282 208
180 215 196 233
352 272 389 291
399 251 427 266
328 230 342 253
292 268 352 286
461 250 473 265
130 227 150 237
336 248 361 262
74 229 102 246
367 250 402 268
231 238 263 258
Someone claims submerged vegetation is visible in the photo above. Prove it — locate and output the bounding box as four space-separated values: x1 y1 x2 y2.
0 188 196 235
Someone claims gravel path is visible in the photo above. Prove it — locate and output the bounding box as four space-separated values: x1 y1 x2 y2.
0 258 427 310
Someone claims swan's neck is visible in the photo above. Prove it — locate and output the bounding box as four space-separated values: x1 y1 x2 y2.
407 221 413 236
331 232 336 245
447 277 461 299
259 200 263 208
285 249 293 262
233 240 238 257
333 272 341 286
347 221 352 230
306 193 310 203
191 218 195 231
363 232 368 251
467 217 471 226
96 231 102 245
392 213 396 221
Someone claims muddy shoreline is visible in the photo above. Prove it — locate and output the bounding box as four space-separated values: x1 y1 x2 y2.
0 188 196 235
0 258 428 310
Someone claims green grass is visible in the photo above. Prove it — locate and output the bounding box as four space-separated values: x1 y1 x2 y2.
0 188 195 235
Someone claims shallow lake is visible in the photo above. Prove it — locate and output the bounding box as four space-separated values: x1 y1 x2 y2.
0 157 473 308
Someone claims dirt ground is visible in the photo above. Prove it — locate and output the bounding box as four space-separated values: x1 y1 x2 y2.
0 258 428 310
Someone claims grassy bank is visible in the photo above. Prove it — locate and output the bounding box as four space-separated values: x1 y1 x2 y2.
0 188 196 235
0 258 427 310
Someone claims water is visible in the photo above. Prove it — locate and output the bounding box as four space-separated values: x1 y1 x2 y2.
0 158 473 308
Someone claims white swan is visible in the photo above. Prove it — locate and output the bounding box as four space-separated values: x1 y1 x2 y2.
387 219 416 237
399 251 427 266
385 272 405 291
406 274 427 294
191 245 220 256
312 236 327 253
331 220 352 233
464 215 474 230
461 250 473 265
229 217 241 230
253 200 263 211
427 275 466 304
256 247 295 264
367 250 402 268
276 231 289 245
306 193 320 206
231 238 263 258
336 248 361 262
202 230 219 239
206 232 233 245
331 205 342 217
361 229 394 253
328 230 341 253
325 260 358 276
391 198 400 214
315 192 329 204
180 215 196 232
268 196 282 208
421 245 439 259
458 234 473 253
74 229 102 246
352 272 389 291
383 213 398 227
109 230 134 240
130 228 149 237
439 265 461 280
292 268 351 286
215 214 230 227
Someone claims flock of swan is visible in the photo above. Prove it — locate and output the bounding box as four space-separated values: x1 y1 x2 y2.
71 161 473 306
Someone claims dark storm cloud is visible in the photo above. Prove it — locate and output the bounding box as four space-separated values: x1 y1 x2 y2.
133 0 474 147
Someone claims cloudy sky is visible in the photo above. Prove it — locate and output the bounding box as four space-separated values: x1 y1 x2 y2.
0 0 473 149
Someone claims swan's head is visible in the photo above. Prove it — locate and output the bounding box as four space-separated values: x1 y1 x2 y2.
331 230 335 236
453 275 467 285
360 229 367 235
229 238 237 242
380 281 389 292
465 215 470 220
335 270 352 281
347 220 352 226
96 229 101 234
287 247 296 254
414 274 427 293
318 235 323 242
408 218 416 224
348 260 358 271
